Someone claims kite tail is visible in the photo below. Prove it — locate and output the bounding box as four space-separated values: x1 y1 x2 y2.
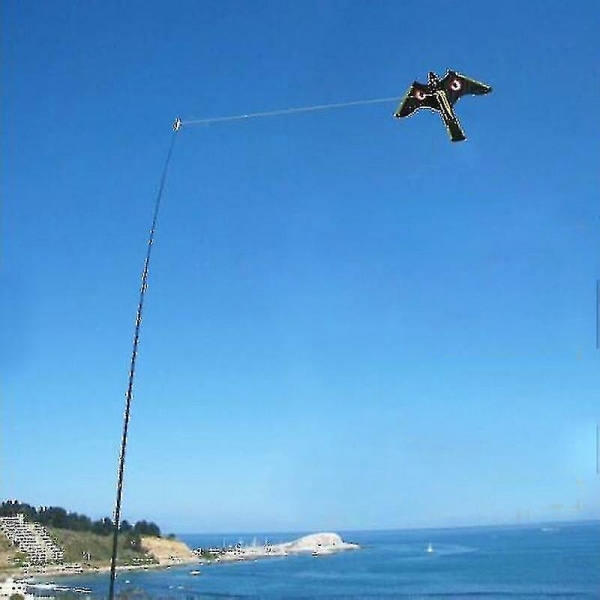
445 116 466 142
436 92 466 142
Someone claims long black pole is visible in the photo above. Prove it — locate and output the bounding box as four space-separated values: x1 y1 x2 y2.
108 129 178 599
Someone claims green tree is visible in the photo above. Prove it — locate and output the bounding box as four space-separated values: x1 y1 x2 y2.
1 500 36 520
133 520 161 537
1 499 163 538
120 519 133 533
91 517 113 536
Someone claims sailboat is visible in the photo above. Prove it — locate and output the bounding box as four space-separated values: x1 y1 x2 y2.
426 542 434 554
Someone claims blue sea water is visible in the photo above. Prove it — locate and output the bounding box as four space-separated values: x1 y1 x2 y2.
50 521 599 599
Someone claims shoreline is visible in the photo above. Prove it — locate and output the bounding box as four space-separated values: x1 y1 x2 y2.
1 534 201 581
2 556 201 582
197 532 360 564
1 532 360 582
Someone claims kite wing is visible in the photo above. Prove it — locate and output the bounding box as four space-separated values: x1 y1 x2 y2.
394 81 440 118
440 70 492 106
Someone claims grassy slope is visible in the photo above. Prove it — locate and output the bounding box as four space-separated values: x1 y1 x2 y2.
0 534 28 573
47 529 157 567
0 529 161 573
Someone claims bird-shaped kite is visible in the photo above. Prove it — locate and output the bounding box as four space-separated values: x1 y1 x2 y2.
394 70 491 142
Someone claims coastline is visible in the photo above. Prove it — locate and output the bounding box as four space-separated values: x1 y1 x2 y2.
23 557 200 580
5 524 597 599
1 558 200 581
1 532 360 581
1 535 200 581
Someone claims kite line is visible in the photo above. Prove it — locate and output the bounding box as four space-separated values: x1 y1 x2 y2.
108 129 179 600
178 96 399 127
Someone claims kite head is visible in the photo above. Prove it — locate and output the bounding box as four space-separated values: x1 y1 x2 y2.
427 72 440 87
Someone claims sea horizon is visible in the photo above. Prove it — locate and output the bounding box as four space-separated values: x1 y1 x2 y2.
174 516 600 540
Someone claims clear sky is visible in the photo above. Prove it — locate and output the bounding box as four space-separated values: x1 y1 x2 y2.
2 0 600 533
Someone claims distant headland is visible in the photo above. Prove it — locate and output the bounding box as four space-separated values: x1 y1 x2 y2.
195 532 360 562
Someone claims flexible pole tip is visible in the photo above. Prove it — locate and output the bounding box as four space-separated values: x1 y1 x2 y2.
173 117 182 132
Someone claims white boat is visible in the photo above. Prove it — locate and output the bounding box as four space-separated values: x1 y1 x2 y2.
189 569 201 576
426 543 434 553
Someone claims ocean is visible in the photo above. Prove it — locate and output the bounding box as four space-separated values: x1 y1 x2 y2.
45 521 599 599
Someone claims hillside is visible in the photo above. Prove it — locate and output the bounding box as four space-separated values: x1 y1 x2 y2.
49 528 158 568
138 536 196 565
0 532 27 574
0 501 180 575
0 526 197 577
1 501 161 538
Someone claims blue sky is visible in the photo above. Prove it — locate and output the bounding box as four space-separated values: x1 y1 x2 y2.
2 0 600 533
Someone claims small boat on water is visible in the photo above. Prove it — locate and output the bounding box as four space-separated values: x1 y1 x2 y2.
189 569 201 576
426 543 434 554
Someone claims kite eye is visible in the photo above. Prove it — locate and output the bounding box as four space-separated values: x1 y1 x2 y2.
450 79 461 91
414 90 426 100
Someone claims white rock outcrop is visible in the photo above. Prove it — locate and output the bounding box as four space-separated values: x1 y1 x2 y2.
281 532 359 554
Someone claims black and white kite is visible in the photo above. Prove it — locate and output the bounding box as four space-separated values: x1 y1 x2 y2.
394 70 491 142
